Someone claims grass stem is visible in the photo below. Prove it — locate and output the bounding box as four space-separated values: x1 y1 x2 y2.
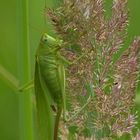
16 0 34 140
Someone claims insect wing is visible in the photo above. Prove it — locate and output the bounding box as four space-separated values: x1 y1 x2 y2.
34 60 54 140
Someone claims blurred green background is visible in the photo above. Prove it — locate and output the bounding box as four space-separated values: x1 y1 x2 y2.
0 0 139 140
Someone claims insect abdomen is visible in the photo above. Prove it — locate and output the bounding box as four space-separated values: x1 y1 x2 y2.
39 55 62 105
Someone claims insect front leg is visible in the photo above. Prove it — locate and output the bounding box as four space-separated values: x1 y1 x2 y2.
58 48 94 68
57 53 72 67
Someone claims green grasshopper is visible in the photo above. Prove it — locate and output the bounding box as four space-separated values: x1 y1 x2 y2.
34 33 67 140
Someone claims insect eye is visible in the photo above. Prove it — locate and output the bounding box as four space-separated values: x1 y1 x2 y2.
42 34 48 42
42 37 47 42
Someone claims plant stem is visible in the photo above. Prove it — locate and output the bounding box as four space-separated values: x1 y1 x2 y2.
16 0 34 140
67 96 92 122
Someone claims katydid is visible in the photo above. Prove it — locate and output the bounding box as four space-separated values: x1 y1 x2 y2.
35 33 67 140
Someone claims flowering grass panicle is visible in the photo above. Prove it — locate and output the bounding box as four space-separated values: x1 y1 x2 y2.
46 0 140 139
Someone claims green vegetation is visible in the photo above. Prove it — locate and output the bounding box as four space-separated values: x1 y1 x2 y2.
0 0 140 140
